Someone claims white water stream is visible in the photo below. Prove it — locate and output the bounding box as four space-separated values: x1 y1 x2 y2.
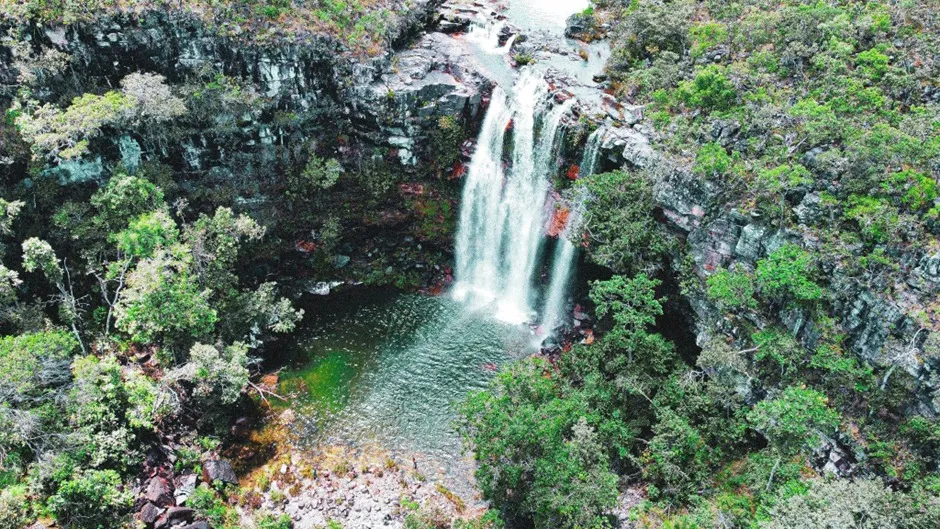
453 68 580 325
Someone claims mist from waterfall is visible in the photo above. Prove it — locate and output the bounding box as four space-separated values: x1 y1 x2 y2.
453 69 574 323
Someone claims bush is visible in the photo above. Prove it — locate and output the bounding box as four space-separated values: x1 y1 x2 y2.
694 142 734 179
762 478 940 529
0 485 30 529
755 244 824 305
706 269 756 311
48 469 133 529
678 66 738 112
580 170 671 273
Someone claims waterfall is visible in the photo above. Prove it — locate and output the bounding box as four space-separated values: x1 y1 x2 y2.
579 128 605 178
539 208 580 331
453 69 572 323
466 22 516 54
538 128 604 331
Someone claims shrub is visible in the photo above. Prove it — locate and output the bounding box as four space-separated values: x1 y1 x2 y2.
610 0 691 68
0 330 77 397
580 170 671 273
843 195 900 244
0 485 30 529
755 244 824 304
256 512 292 529
48 469 133 529
694 142 734 178
706 269 756 311
762 478 939 529
678 66 737 112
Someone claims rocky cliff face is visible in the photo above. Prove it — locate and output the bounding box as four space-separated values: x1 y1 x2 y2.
593 108 939 416
1 1 492 288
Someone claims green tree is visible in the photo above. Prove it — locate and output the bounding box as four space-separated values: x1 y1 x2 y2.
114 249 217 350
747 386 840 456
580 170 671 273
459 358 618 528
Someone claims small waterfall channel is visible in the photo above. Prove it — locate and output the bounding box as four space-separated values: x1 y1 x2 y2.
453 68 587 328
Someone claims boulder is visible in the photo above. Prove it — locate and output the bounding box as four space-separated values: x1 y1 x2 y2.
144 476 174 506
175 474 198 505
138 502 164 526
154 507 195 529
202 459 238 485
565 12 597 40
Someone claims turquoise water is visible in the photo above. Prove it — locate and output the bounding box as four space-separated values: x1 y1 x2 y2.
277 288 534 464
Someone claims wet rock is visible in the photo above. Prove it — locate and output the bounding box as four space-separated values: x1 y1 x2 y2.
144 477 175 506
202 459 238 485
565 12 598 41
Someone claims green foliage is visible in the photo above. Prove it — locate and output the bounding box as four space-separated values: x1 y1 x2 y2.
843 195 900 244
114 249 217 348
762 478 940 529
22 237 63 283
0 330 77 396
15 91 133 161
429 115 465 173
115 209 179 258
689 22 727 59
580 170 671 273
589 274 676 376
747 386 840 456
609 0 690 68
188 484 239 528
47 469 133 529
693 142 734 179
0 485 30 529
755 244 824 305
678 66 738 112
90 173 165 235
173 342 249 409
289 155 343 198
706 268 756 311
256 512 293 529
68 355 158 468
640 410 714 503
459 359 618 528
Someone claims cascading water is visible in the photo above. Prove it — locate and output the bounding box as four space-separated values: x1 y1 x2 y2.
579 128 605 178
538 128 603 331
453 69 573 323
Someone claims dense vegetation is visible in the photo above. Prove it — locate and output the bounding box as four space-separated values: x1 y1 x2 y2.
0 0 415 53
0 0 937 528
459 1 939 528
